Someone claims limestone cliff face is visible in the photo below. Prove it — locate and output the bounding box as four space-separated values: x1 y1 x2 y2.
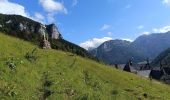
38 24 47 38
46 24 61 39
0 14 62 40
0 14 98 60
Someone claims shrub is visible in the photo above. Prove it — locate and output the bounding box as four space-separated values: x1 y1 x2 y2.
40 72 54 100
111 90 118 95
6 58 17 70
77 94 88 100
83 70 91 85
0 84 17 97
25 48 38 62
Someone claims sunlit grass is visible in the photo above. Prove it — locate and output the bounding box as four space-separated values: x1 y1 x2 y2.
0 32 170 100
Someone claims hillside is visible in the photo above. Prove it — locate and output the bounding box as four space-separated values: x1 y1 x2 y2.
132 32 170 59
0 13 97 62
1 33 170 99
90 32 170 64
90 40 145 64
152 48 170 66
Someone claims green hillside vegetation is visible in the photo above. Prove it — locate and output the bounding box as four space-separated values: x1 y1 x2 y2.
0 14 97 62
50 38 98 61
0 32 170 100
152 48 170 66
0 14 41 44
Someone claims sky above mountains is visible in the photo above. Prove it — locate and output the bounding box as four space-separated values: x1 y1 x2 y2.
0 0 170 50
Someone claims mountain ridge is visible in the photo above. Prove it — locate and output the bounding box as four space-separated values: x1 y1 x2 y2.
0 13 98 61
90 31 170 64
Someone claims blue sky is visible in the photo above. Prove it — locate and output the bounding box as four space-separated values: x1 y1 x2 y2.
1 0 170 49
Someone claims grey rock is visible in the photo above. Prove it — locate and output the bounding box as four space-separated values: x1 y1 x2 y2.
46 24 61 39
6 20 12 24
38 24 47 36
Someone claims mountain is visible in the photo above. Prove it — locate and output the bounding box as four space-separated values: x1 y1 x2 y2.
152 48 170 66
90 32 170 64
90 39 145 64
0 14 61 43
1 32 170 99
132 32 170 59
0 13 97 61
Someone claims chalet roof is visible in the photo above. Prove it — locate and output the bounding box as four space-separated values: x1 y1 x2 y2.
123 64 137 72
150 70 162 80
162 67 170 75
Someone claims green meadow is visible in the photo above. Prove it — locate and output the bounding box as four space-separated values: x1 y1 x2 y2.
0 32 170 100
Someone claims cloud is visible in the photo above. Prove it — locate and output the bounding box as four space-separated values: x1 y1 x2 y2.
140 25 170 36
121 38 133 42
0 0 29 17
39 0 67 23
162 0 170 6
0 0 45 24
72 0 78 7
39 0 67 14
34 12 45 23
47 13 55 23
141 31 150 35
107 32 113 36
137 25 144 30
80 37 112 50
100 24 111 31
153 25 170 33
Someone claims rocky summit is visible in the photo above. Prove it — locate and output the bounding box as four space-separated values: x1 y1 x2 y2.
0 14 62 41
90 31 170 64
0 13 97 61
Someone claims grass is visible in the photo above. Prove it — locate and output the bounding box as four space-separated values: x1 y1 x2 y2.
0 32 170 100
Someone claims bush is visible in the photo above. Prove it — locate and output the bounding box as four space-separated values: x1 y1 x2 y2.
83 70 91 85
6 58 17 70
0 83 17 97
111 90 118 95
25 48 38 62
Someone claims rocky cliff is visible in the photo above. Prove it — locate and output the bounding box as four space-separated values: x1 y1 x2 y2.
0 13 98 61
0 14 62 41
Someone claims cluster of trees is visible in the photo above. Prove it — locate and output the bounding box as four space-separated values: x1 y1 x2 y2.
151 48 170 66
50 38 99 61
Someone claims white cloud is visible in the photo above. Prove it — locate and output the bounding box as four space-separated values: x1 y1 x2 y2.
162 0 170 6
34 12 45 23
152 25 170 33
137 25 144 30
0 0 29 17
140 25 170 36
39 0 67 23
100 24 111 31
107 32 113 36
72 0 78 7
0 0 46 24
141 31 150 35
39 0 67 14
47 13 55 23
121 38 133 42
80 37 112 50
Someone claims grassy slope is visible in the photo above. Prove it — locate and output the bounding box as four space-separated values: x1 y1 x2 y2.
152 48 170 66
0 33 170 100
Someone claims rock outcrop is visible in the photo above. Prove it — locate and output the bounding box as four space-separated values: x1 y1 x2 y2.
0 14 63 49
46 24 62 39
42 39 51 49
